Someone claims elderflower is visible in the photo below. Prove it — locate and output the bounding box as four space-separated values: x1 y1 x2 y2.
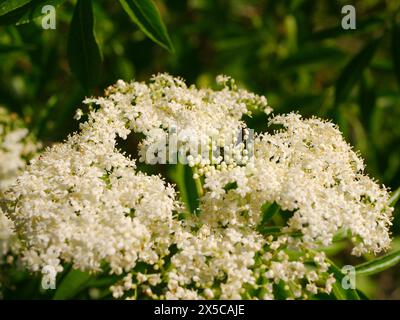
0 107 39 296
201 113 393 255
0 107 40 192
6 110 180 275
112 224 335 300
0 208 20 297
0 208 19 263
85 73 270 168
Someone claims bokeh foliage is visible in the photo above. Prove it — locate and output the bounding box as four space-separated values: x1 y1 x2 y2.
0 0 399 299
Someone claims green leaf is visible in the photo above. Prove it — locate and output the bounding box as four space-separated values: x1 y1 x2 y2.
335 38 381 104
256 225 302 238
67 0 102 93
358 76 376 131
257 226 282 235
0 0 31 16
390 186 400 207
273 280 289 300
278 46 344 70
168 163 199 214
355 249 400 276
0 0 65 25
223 181 237 192
326 259 360 300
260 202 281 224
317 241 347 256
309 16 384 41
0 43 27 53
53 269 92 300
331 281 346 300
118 0 174 52
356 289 370 300
392 17 400 89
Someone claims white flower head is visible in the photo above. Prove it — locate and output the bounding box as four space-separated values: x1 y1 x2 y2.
201 113 393 255
86 73 270 168
0 107 40 295
7 110 181 275
0 107 40 192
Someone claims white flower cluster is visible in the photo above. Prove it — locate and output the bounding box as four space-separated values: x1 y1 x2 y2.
4 74 394 300
111 224 335 300
201 113 393 255
0 107 39 295
165 226 335 299
86 73 270 169
0 107 39 192
0 207 20 297
7 115 179 275
1 107 39 259
0 208 19 264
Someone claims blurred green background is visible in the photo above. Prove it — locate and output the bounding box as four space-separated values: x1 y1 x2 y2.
0 0 399 299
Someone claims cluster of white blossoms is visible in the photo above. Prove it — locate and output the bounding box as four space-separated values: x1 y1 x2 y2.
0 207 20 297
111 224 336 300
0 107 40 296
201 113 393 256
165 228 337 300
0 107 39 260
82 73 270 169
0 208 20 264
3 74 394 300
7 111 180 275
0 107 39 192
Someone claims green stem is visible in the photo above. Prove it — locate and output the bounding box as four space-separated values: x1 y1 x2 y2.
192 167 204 197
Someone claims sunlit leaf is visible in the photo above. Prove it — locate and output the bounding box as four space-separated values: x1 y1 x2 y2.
118 0 174 52
390 186 400 207
356 249 400 276
260 202 280 224
0 0 31 16
0 0 65 25
327 259 360 300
